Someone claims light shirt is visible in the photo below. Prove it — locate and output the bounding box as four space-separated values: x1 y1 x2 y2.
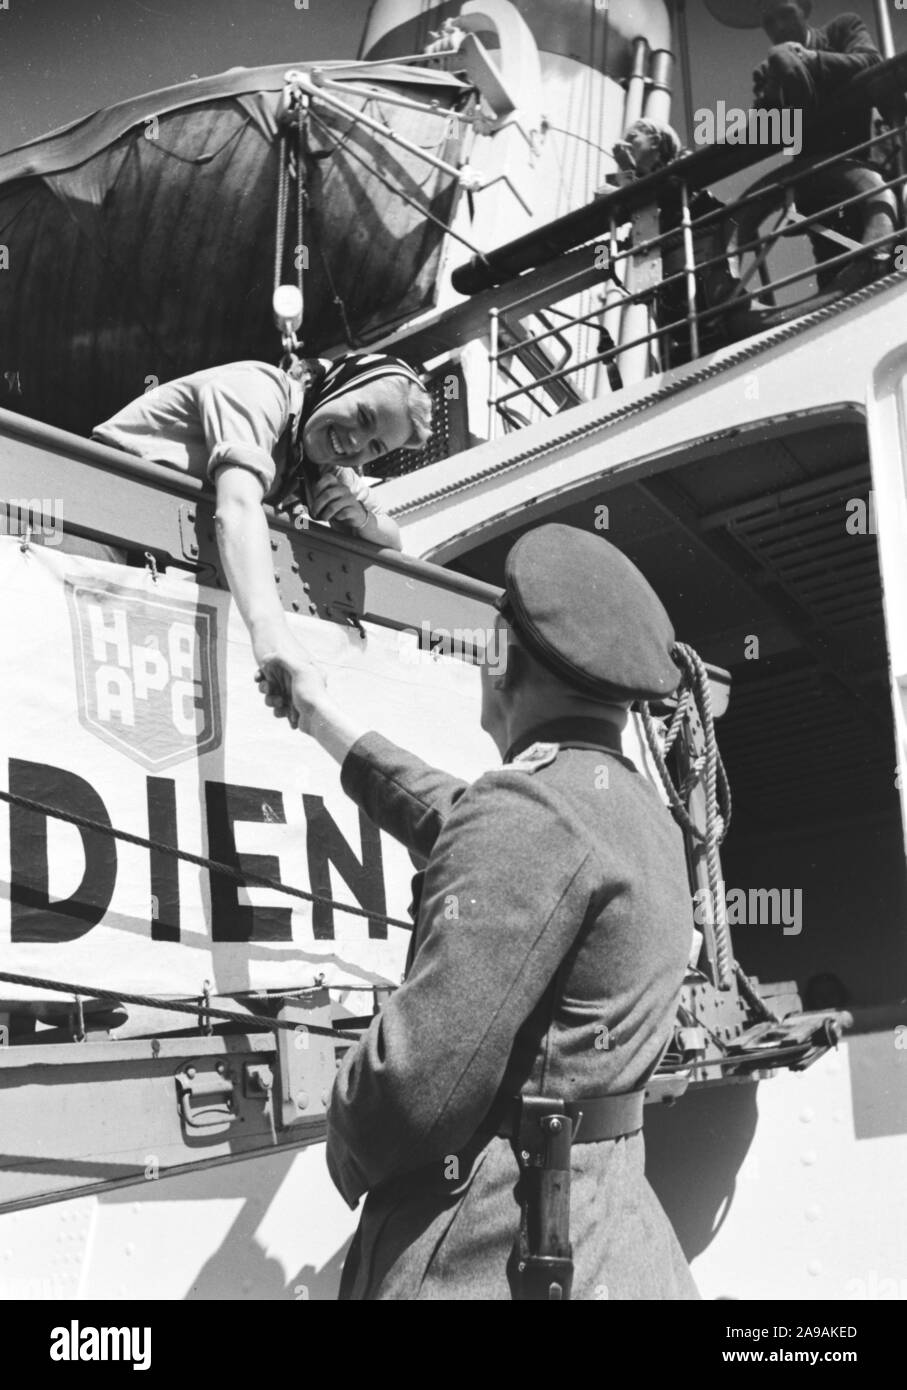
92 360 382 520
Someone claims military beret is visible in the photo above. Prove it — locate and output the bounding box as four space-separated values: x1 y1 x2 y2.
497 523 681 702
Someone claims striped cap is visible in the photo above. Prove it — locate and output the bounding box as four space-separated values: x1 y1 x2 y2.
306 352 425 418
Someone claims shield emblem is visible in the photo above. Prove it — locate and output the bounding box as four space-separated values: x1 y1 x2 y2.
65 578 222 770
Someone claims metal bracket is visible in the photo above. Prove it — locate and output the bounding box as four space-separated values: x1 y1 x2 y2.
244 1061 275 1099
175 1060 238 1130
178 503 200 562
515 1096 571 1170
274 991 337 1130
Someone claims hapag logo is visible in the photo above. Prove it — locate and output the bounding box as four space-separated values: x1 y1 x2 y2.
65 579 222 770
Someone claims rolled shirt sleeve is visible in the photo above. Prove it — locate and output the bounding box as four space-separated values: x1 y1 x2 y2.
199 364 295 495
326 768 597 1207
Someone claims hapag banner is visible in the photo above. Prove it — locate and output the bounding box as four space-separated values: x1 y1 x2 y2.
0 540 493 1003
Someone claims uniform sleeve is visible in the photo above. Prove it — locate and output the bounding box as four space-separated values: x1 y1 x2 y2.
340 732 470 863
326 770 598 1206
813 15 880 85
198 366 291 494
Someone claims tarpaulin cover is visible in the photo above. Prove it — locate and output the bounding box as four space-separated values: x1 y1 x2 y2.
0 62 468 435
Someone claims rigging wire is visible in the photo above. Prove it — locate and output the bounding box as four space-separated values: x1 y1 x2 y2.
542 123 615 164
143 119 248 166
0 968 361 1042
308 108 490 267
370 96 460 159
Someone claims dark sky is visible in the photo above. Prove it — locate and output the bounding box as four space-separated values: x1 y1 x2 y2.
1 0 904 153
0 0 375 150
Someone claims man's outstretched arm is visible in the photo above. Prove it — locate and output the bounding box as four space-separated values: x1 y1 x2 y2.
326 770 595 1206
258 659 472 861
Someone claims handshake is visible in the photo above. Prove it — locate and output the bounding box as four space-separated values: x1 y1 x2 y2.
255 651 328 733
254 647 365 765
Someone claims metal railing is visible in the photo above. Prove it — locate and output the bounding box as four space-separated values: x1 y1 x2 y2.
484 98 907 439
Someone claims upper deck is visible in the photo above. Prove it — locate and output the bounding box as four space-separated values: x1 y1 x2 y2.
352 51 907 552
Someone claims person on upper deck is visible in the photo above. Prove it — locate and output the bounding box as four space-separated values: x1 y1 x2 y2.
93 353 431 691
606 119 756 366
751 1 899 292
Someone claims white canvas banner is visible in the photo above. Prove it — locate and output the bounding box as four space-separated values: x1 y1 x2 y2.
0 540 495 1003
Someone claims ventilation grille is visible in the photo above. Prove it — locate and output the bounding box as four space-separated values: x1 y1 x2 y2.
368 363 469 480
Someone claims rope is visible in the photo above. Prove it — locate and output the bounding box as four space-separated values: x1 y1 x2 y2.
273 127 290 298
640 644 734 988
308 109 491 267
543 122 615 162
639 648 731 846
271 86 491 349
638 653 777 1019
0 787 414 933
146 121 248 167
0 969 362 1041
273 94 311 364
370 97 455 162
296 100 306 316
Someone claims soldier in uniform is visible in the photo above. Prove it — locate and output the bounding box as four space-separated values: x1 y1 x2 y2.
258 522 699 1300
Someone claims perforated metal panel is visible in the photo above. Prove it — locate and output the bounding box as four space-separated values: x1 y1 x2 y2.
368 362 469 479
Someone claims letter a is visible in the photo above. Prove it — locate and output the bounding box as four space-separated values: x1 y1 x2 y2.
49 1328 69 1361
693 109 714 147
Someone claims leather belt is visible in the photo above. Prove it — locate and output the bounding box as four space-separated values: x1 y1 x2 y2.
496 1089 645 1144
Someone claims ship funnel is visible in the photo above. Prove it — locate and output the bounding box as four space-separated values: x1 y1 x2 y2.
702 0 763 27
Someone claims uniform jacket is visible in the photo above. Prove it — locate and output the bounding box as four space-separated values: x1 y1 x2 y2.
327 717 698 1300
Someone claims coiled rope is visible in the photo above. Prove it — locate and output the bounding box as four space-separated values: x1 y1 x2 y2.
639 642 737 992
640 644 732 846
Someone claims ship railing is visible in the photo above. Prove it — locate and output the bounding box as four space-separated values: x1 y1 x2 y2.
482 90 907 439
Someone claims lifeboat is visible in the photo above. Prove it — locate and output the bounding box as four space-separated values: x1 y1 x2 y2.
0 60 469 435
